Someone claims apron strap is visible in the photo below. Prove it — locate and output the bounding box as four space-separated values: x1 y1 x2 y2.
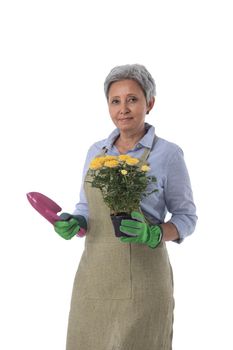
138 135 158 163
100 147 108 156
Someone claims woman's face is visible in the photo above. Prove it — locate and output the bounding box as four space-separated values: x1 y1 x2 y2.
107 79 154 133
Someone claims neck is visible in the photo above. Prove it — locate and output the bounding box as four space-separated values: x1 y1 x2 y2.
115 125 146 152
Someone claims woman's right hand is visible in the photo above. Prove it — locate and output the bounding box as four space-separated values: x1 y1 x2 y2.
54 213 80 240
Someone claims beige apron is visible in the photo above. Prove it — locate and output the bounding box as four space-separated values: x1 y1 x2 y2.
66 145 174 350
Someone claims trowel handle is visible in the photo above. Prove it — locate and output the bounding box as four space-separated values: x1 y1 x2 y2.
76 227 86 237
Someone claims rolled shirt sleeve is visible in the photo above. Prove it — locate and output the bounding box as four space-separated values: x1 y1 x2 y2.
72 141 108 222
164 147 197 242
72 147 94 221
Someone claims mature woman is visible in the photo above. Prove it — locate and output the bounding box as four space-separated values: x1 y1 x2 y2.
54 64 197 350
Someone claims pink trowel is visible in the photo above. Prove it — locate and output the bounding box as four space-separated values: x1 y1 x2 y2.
26 192 86 237
27 192 62 224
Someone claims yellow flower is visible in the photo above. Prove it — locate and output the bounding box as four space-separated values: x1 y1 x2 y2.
104 155 118 161
104 160 119 168
118 155 131 161
141 165 150 172
121 169 128 175
89 159 103 170
96 156 107 164
125 157 140 165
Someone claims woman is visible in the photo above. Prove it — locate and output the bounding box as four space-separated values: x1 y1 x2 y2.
54 64 197 350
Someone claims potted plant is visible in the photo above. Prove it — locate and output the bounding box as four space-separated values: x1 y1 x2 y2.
88 154 157 237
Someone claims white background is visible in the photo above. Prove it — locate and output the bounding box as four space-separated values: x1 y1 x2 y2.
1 0 233 349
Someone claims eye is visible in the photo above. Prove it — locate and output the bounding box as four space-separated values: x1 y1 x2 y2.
111 99 120 104
128 96 138 103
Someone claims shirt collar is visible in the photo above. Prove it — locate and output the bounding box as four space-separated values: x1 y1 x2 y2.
103 123 155 150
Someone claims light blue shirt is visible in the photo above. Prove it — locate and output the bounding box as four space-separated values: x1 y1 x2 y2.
73 123 197 243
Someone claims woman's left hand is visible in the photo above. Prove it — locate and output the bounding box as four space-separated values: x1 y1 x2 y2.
119 211 163 249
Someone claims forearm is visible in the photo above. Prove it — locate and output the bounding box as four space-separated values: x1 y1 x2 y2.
160 222 179 242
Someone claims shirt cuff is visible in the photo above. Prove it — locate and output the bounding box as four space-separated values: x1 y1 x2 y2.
167 219 185 244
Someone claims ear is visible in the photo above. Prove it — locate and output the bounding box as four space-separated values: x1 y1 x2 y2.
146 97 155 114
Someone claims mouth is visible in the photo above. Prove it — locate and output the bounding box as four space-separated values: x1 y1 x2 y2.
118 117 133 121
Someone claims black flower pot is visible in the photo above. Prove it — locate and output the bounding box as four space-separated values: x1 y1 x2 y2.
110 213 135 238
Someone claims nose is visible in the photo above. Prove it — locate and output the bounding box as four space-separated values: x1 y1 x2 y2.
120 102 130 115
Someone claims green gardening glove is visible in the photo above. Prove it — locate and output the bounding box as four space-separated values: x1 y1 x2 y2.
54 213 87 240
119 211 163 249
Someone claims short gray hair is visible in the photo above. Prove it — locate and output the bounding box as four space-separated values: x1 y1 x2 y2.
104 64 156 103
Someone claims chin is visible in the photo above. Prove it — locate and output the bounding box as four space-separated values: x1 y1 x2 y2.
118 124 134 132
117 120 135 129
